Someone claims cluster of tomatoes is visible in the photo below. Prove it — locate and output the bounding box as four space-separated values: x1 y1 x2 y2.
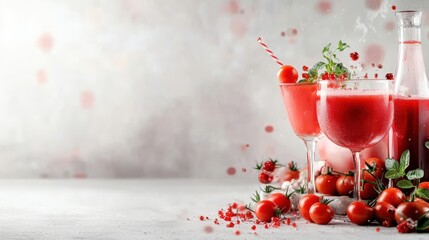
347 185 429 233
255 160 300 184
315 157 385 199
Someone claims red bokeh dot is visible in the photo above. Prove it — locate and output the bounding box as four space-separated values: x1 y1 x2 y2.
291 28 298 35
281 31 285 37
36 69 47 85
365 0 382 11
391 5 396 11
80 91 95 109
364 44 385 65
385 21 395 32
265 125 274 133
242 168 246 173
235 230 241 235
317 1 332 14
225 0 239 14
226 167 236 175
204 225 213 233
37 32 54 53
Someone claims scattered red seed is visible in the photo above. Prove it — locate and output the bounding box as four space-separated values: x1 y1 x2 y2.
364 73 368 79
200 216 205 221
241 168 246 173
350 52 359 61
226 222 235 228
376 227 381 232
236 220 240 224
231 202 238 209
265 125 274 133
235 230 241 235
291 28 298 35
392 5 396 10
302 73 309 79
251 225 256 230
386 73 394 80
374 73 378 79
281 31 285 37
286 218 291 225
214 219 219 225
226 167 236 176
302 65 308 71
292 222 297 228
264 223 269 229
204 225 214 233
378 64 383 69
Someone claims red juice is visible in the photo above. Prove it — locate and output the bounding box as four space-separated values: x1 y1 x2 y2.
280 83 321 139
318 93 393 152
391 97 429 180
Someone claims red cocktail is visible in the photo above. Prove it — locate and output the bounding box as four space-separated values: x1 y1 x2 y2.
317 80 393 200
280 83 321 138
280 82 322 193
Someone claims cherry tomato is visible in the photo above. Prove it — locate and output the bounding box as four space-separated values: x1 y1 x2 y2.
376 188 406 208
262 160 276 172
315 174 338 195
284 171 300 182
346 201 373 225
374 202 396 227
395 201 429 224
414 197 429 207
359 183 378 200
418 182 429 189
254 200 277 222
362 157 385 180
267 193 291 214
298 194 320 222
277 65 298 83
309 202 334 225
336 175 354 197
258 172 273 184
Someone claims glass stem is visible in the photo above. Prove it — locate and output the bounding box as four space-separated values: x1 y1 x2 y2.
304 139 317 194
352 151 363 201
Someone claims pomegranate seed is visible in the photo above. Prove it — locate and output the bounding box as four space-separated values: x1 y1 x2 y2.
302 65 309 71
329 73 336 80
371 63 375 67
374 73 378 79
321 72 329 80
264 223 269 229
236 220 240 224
224 216 231 221
286 218 291 225
302 73 309 79
231 202 238 209
241 168 246 173
235 230 241 235
251 225 256 230
376 227 381 232
199 216 205 221
392 5 396 10
292 222 297 228
350 52 359 61
378 64 383 69
386 73 394 80
364 73 368 79
226 222 235 228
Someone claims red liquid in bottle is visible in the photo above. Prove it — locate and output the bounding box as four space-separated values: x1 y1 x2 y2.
391 97 429 180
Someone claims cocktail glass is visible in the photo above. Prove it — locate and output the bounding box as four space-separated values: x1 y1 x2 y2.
280 82 322 193
317 80 393 200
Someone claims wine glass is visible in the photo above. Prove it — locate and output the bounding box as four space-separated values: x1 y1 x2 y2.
317 79 393 200
280 82 323 193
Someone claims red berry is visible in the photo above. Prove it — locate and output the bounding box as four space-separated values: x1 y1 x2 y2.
386 73 394 80
263 160 276 172
321 72 329 80
350 52 359 61
258 171 273 184
302 73 309 79
302 65 308 71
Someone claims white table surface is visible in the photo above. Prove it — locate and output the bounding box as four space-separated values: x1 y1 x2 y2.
0 179 426 240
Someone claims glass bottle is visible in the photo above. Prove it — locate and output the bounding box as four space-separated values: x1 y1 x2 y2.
391 11 429 181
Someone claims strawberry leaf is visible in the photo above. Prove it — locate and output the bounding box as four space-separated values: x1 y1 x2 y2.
385 158 399 170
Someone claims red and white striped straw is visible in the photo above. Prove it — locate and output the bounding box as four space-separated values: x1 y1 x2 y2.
257 37 283 66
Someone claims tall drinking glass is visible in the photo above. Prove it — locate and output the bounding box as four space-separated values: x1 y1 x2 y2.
280 82 322 193
317 80 393 200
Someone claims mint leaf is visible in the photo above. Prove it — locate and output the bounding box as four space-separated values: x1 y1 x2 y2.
385 158 399 170
396 179 414 189
406 169 424 181
399 150 410 172
385 169 401 179
322 44 331 54
337 40 350 51
417 211 429 231
416 188 429 200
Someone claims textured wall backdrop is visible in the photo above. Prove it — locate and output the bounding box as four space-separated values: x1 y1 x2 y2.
0 0 427 178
